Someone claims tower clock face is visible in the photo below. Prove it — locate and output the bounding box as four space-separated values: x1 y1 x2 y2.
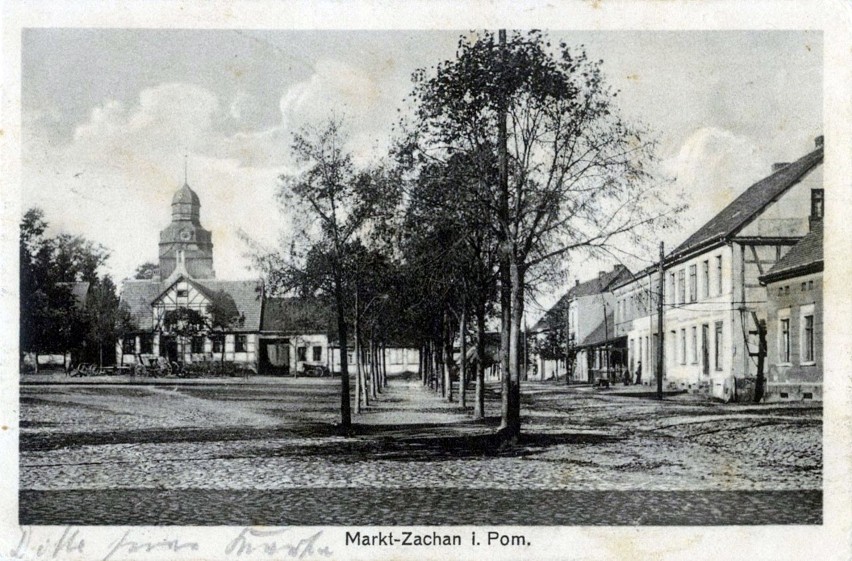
179 228 192 242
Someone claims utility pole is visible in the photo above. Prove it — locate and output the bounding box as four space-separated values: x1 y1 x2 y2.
656 242 665 400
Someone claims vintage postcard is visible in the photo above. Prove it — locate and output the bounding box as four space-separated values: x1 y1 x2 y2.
2 1 850 560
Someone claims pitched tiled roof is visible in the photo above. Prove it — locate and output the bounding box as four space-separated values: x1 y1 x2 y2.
577 310 617 348
261 297 335 335
120 277 264 332
120 280 163 331
670 145 823 260
760 222 823 284
199 279 264 332
533 265 631 332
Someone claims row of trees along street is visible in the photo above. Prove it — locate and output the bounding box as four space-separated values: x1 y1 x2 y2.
253 30 681 440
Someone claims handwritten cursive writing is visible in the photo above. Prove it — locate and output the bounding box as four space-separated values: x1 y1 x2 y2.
225 527 331 558
101 530 199 561
11 527 85 560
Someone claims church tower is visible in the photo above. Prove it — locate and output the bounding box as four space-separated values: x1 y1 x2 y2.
158 180 215 280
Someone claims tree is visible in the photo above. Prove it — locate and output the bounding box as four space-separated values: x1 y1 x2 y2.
162 307 208 361
405 30 680 439
19 208 110 372
133 262 160 280
254 118 398 435
86 275 123 368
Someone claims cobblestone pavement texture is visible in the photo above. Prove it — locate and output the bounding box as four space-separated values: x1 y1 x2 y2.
18 374 822 524
20 374 821 493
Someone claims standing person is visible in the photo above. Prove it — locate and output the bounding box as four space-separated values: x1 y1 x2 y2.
635 361 642 385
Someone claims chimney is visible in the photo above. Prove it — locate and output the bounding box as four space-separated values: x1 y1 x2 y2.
575 279 580 287
814 135 824 148
772 162 789 172
599 271 606 280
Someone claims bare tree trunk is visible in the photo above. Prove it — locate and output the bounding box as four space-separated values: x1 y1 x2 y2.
354 309 363 414
333 274 352 432
361 341 370 407
474 307 486 418
369 338 378 400
502 259 524 439
443 310 454 402
420 344 426 385
436 337 444 396
459 306 467 408
381 341 387 388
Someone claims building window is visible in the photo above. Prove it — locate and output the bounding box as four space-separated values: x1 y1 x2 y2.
140 334 153 354
715 255 723 295
802 314 815 363
680 328 686 364
688 265 697 303
691 326 698 364
122 337 136 355
312 346 322 362
714 321 723 371
235 335 247 353
677 270 686 305
780 318 791 363
212 336 223 353
670 330 677 366
191 336 204 354
702 260 710 299
177 289 188 298
669 273 675 305
297 346 307 362
808 280 814 291
811 189 824 219
801 282 807 292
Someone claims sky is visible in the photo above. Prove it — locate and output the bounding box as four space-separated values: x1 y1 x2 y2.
22 29 823 318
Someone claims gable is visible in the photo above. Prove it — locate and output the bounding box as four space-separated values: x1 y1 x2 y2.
738 164 821 238
670 144 822 260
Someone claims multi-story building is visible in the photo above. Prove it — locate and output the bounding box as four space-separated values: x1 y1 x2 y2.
759 221 823 401
119 179 419 376
533 265 632 382
614 136 824 399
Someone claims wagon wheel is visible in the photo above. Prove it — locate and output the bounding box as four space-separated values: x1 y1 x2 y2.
133 363 147 377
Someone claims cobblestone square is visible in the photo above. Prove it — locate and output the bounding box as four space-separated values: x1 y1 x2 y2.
19 375 821 524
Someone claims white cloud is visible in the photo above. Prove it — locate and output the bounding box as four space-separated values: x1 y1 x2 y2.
23 82 292 282
661 127 767 248
277 58 404 165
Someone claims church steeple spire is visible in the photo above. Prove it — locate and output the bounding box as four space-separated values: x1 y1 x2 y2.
159 164 215 280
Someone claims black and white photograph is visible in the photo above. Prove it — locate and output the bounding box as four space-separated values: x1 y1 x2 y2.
3 2 851 560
